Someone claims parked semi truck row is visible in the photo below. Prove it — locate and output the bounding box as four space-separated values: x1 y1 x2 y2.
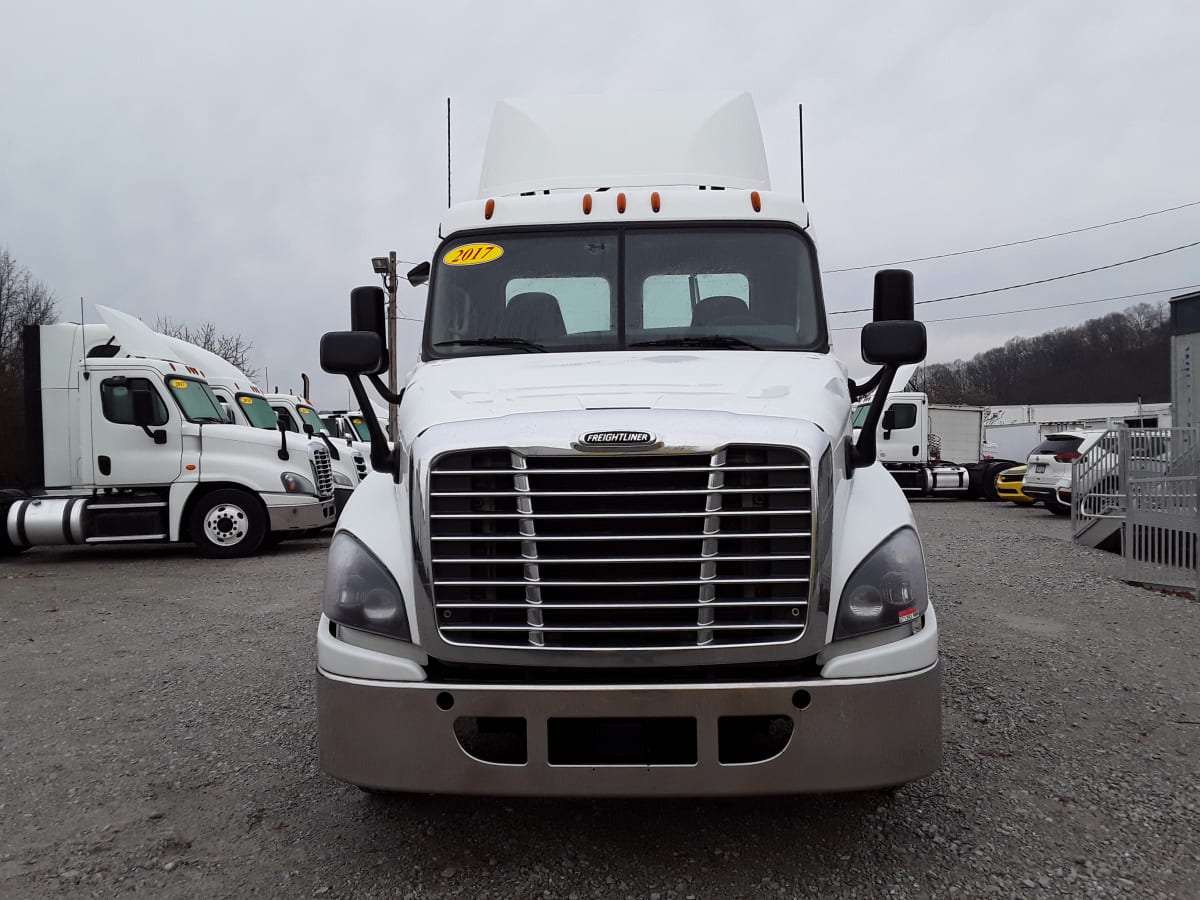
1 309 337 558
313 92 941 796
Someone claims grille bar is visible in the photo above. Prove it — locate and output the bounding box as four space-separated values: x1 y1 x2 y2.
436 600 809 610
429 444 812 650
433 464 810 476
432 509 811 519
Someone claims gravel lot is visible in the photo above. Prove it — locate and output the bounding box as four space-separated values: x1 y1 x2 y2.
1 501 1197 899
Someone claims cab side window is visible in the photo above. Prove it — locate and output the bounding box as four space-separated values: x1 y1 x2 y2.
888 403 918 430
100 378 168 426
272 407 299 432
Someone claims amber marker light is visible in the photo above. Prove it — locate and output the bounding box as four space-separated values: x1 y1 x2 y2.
751 191 762 212
582 193 593 214
651 191 661 212
484 198 495 219
617 193 627 214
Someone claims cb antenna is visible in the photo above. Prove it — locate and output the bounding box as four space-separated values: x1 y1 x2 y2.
446 96 452 208
797 103 806 203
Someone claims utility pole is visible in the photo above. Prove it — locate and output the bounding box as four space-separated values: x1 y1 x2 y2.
386 250 399 442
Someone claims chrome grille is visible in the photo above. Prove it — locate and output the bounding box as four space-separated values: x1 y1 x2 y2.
353 453 368 481
428 445 812 650
311 446 335 498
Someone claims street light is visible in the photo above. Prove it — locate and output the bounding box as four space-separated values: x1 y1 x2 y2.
371 257 389 275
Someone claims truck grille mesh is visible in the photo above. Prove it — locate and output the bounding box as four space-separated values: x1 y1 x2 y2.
428 446 812 650
312 446 334 499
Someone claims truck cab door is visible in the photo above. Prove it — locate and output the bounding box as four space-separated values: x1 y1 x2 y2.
89 374 184 487
877 400 921 462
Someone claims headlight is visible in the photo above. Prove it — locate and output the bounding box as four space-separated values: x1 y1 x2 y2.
323 531 410 640
281 472 317 495
332 471 353 487
834 527 928 640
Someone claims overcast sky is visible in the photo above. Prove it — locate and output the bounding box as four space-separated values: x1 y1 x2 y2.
3 1 1199 407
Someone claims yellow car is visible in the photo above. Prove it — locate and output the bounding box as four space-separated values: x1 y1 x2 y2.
995 465 1036 505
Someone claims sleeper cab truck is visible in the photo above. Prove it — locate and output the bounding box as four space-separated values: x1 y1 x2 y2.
313 93 941 796
1 320 336 558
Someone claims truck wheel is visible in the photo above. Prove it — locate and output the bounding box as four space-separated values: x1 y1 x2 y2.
189 489 266 558
983 464 1004 502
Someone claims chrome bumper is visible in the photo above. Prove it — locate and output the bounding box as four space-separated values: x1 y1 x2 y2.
316 660 941 796
265 496 336 532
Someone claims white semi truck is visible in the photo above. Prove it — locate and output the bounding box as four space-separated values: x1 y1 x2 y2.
1 311 336 558
852 391 1018 499
314 93 940 795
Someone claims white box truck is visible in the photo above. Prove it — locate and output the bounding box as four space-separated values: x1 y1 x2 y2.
1 310 336 558
314 93 941 795
852 391 1019 499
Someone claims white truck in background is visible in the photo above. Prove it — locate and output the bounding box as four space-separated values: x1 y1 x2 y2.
852 391 1018 500
1 309 336 558
95 306 366 516
313 93 941 796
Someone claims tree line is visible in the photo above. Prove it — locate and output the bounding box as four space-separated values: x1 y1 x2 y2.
913 302 1169 405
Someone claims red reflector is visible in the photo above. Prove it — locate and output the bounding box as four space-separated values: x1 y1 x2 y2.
1054 451 1081 462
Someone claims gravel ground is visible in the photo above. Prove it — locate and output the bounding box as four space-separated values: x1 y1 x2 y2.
0 502 1197 899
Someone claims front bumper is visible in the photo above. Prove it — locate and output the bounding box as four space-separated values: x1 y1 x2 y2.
316 660 942 796
334 486 354 516
264 494 336 531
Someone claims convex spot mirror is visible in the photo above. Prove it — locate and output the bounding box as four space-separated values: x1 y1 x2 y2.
862 320 927 366
321 331 384 376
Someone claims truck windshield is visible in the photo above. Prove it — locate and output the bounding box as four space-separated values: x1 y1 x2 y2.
235 393 279 429
347 416 370 441
166 377 227 424
294 404 329 434
425 225 826 358
851 404 870 428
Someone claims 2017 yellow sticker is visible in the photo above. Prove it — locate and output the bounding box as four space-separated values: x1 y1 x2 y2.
443 243 504 267
171 379 188 389
239 396 254 405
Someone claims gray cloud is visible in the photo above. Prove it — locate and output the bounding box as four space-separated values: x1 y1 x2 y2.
2 1 1198 404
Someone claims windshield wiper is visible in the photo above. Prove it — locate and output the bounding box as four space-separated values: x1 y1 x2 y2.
193 416 226 424
434 337 546 353
630 335 763 350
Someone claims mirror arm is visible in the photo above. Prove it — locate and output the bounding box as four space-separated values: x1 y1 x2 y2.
367 373 404 405
848 369 885 401
348 375 394 473
141 425 166 444
317 432 340 461
277 427 289 462
849 364 900 471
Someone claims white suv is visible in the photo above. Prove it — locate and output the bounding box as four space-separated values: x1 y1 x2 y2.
1021 431 1109 515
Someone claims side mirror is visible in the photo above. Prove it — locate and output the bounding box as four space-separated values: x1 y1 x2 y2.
406 261 431 287
349 286 388 374
302 422 314 437
881 408 896 433
321 331 384 376
862 320 926 366
276 411 290 432
873 269 915 322
131 389 157 427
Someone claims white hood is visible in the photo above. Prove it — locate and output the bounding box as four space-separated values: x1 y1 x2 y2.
399 351 852 439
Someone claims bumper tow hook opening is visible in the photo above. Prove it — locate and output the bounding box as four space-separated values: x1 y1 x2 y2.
453 717 528 764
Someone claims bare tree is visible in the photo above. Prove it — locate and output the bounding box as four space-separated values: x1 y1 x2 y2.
155 316 258 378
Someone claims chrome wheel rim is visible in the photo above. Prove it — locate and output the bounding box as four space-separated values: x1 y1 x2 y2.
204 503 249 546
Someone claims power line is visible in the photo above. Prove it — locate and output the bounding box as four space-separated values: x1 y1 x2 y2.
827 238 1200 315
822 199 1200 273
830 284 1199 331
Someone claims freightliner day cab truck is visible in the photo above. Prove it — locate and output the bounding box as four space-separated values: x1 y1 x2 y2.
93 306 365 516
852 390 1018 500
1 307 336 558
315 93 941 795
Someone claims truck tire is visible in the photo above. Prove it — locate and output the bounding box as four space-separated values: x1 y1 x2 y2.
189 489 267 558
983 463 1005 502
